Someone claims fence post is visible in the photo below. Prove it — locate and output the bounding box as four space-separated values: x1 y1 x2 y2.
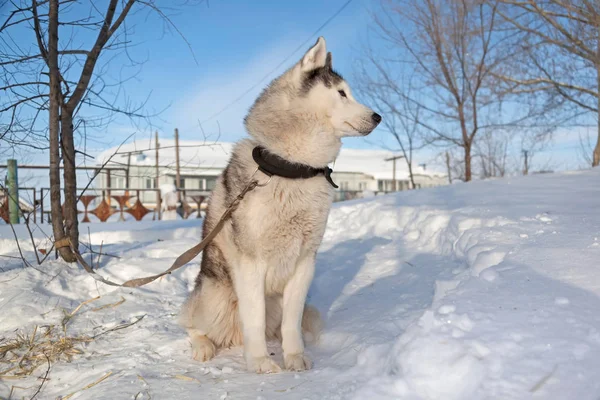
106 169 111 206
174 127 181 201
33 188 36 223
40 188 44 223
7 159 19 224
155 131 161 220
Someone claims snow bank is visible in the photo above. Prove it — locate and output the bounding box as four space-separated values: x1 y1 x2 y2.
1 168 599 399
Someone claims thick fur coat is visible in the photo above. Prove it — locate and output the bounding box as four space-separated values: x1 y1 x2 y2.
179 37 381 373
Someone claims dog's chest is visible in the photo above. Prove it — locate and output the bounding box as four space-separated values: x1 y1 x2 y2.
248 180 331 250
236 179 332 293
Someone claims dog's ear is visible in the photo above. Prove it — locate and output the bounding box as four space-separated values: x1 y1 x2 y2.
325 52 332 70
301 37 327 71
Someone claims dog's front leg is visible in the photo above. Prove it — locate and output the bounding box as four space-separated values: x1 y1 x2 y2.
281 254 315 371
233 257 281 374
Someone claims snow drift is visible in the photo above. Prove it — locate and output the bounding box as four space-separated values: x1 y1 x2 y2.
1 168 599 399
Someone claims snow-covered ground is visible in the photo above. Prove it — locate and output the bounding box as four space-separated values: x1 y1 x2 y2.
1 169 599 399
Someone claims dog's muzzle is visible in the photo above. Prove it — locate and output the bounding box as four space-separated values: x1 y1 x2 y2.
372 113 382 125
361 113 382 136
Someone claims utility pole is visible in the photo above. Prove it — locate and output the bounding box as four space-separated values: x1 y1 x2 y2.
106 169 111 206
125 152 131 189
125 152 131 206
522 150 529 176
385 155 405 192
155 131 162 220
7 159 19 224
174 128 181 201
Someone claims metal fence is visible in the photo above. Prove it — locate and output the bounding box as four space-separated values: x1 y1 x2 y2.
1 187 211 224
1 187 391 224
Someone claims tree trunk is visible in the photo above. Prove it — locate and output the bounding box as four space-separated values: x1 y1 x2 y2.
47 0 75 262
481 155 489 178
61 110 79 255
406 160 416 189
595 28 600 167
445 151 452 184
595 63 600 166
464 143 472 182
457 102 472 182
594 128 600 167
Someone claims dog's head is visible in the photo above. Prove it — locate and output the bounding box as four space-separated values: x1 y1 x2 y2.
244 37 381 167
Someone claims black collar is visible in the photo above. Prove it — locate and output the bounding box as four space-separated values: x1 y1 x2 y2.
252 146 338 189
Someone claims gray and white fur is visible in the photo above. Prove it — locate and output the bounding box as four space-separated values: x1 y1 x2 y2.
179 37 381 373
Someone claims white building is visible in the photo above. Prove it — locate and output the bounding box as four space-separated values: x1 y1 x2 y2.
95 140 447 205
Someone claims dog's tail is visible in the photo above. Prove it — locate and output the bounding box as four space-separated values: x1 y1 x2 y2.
302 304 323 344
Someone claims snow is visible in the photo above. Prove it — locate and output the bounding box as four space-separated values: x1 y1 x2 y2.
1 168 599 399
96 139 444 180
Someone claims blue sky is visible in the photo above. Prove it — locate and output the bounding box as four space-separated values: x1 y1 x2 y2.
1 0 593 173
85 0 591 171
97 0 376 146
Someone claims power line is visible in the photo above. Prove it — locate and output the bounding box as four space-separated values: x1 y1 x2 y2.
199 0 355 125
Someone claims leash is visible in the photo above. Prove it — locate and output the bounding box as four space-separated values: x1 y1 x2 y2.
57 169 270 288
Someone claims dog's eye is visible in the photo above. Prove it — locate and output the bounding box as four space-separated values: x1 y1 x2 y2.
338 90 347 98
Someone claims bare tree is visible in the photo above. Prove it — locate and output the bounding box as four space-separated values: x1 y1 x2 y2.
355 69 424 188
474 126 551 177
474 129 510 178
494 0 600 167
1 1 200 261
444 147 468 181
366 0 522 181
445 151 453 183
578 128 595 166
516 126 554 174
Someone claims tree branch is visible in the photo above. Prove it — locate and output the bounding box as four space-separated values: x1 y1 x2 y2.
66 0 136 111
32 0 50 65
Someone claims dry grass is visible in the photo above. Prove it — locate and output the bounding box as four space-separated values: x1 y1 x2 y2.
0 295 146 399
58 371 112 400
92 296 125 312
174 374 201 383
0 325 91 379
0 295 132 383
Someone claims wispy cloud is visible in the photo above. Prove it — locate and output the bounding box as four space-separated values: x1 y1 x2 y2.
167 7 367 144
170 37 306 142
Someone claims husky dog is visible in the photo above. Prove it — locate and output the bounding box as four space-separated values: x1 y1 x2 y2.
179 37 381 373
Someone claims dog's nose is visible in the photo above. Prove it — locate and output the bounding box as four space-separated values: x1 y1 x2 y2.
371 113 382 124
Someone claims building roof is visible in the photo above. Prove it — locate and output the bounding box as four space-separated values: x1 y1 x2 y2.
96 139 445 180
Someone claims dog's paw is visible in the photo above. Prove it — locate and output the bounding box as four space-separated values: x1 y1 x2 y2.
247 356 282 374
190 335 216 362
284 353 312 371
